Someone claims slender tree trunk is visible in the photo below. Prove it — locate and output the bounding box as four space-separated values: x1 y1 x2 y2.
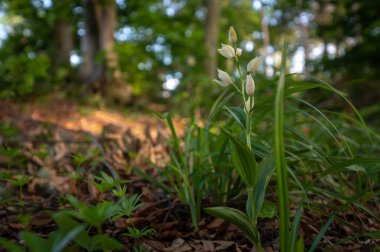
93 0 121 80
205 0 220 79
301 23 309 76
54 19 73 65
80 0 100 84
261 8 270 75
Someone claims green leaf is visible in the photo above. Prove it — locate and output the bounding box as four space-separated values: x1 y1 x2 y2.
290 206 303 252
224 106 246 130
274 42 290 252
54 214 91 250
258 201 277 218
204 207 259 245
253 154 275 220
0 237 24 252
209 90 234 121
82 201 119 228
21 231 49 252
320 158 380 178
51 224 87 252
89 235 123 251
308 213 335 252
222 129 257 187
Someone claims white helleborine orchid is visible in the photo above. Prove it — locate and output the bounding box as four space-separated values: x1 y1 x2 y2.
236 48 242 57
218 44 235 59
245 97 255 112
213 79 229 87
247 56 262 74
245 74 255 96
217 69 233 84
228 26 237 44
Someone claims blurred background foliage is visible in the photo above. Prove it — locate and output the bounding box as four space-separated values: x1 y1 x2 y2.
0 0 379 123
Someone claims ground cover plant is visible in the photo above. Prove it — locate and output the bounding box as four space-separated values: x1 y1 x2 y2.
0 25 379 252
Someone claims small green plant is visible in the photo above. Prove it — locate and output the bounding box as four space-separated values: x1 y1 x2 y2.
123 226 155 252
56 195 123 251
93 171 128 194
113 193 144 219
159 113 237 232
7 174 32 198
123 226 155 239
112 184 128 197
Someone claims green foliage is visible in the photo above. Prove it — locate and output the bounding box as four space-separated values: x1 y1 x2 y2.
274 42 290 251
113 194 144 219
0 53 50 97
123 226 155 239
7 175 32 187
204 207 261 251
93 171 128 194
64 195 119 230
0 220 87 252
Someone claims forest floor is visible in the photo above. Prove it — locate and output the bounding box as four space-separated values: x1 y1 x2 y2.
0 95 378 251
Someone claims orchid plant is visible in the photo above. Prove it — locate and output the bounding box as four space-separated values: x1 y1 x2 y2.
205 27 273 252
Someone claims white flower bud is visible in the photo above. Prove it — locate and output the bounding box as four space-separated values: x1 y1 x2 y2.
245 74 255 96
217 69 233 84
228 26 237 44
245 97 255 112
218 44 235 59
213 79 229 87
236 48 242 57
247 56 261 74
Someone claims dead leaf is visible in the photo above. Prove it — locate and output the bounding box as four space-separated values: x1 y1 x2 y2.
30 216 53 227
170 238 185 249
207 218 225 229
202 240 215 251
114 217 144 230
214 241 234 250
158 230 182 240
144 240 167 251
8 223 24 230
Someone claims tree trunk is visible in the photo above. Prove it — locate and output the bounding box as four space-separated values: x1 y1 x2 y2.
54 19 73 65
79 0 130 102
261 8 270 75
204 0 220 79
93 0 121 80
80 0 101 84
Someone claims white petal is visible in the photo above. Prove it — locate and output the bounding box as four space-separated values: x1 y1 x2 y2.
228 26 237 43
213 79 229 87
218 44 235 59
247 56 262 73
236 48 242 57
217 69 233 84
245 74 255 96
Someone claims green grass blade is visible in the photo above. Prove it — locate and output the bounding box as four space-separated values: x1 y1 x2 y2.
319 157 380 178
289 206 303 252
308 188 371 251
274 41 290 251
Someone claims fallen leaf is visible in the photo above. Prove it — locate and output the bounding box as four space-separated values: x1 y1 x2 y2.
202 240 215 251
214 241 234 250
207 218 225 229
